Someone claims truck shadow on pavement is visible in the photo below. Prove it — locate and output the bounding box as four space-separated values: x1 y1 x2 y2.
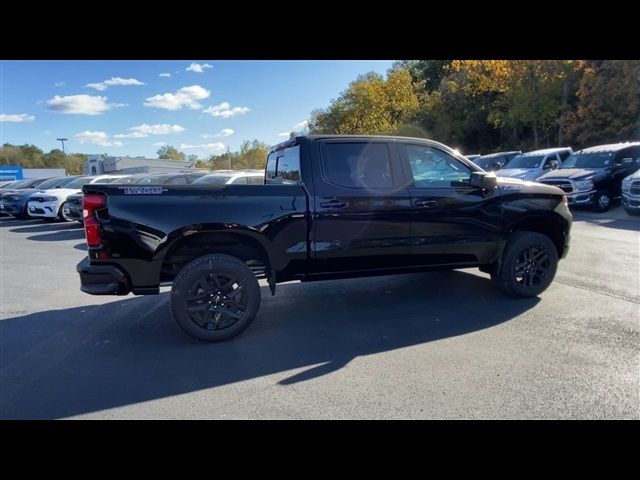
0 270 539 419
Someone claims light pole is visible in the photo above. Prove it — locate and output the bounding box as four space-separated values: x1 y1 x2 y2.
56 138 68 154
57 138 68 173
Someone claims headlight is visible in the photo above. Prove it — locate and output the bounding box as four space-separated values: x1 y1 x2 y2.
43 196 58 202
574 180 593 191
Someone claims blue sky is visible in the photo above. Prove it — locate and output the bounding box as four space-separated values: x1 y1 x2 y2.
1 60 394 158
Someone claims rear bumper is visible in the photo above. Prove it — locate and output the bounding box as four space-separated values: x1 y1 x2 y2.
77 257 131 295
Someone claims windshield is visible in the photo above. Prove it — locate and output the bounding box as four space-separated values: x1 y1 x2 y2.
5 179 34 189
504 155 545 169
136 175 172 184
192 175 233 185
65 177 93 189
38 176 77 189
561 152 613 169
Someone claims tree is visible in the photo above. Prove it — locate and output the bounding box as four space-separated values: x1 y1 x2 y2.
308 68 421 136
392 60 451 92
209 140 270 170
187 154 199 163
563 60 640 148
157 145 186 161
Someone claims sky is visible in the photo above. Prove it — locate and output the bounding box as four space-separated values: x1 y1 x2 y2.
0 60 394 158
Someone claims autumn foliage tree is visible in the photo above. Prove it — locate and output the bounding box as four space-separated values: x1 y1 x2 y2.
308 68 421 135
563 60 640 148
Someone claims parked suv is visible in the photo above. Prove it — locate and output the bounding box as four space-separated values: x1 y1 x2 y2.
537 142 640 212
496 148 573 182
622 170 640 215
474 151 522 171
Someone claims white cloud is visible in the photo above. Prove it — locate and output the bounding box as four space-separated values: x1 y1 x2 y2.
115 123 186 138
0 113 35 122
159 73 172 78
277 132 291 137
46 94 116 115
54 81 65 87
153 142 167 147
186 62 213 73
180 142 225 152
144 85 210 111
202 128 235 138
295 120 309 129
86 77 145 91
203 102 250 119
74 130 123 147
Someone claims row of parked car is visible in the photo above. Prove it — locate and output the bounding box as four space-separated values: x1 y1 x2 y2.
466 142 640 214
0 170 265 222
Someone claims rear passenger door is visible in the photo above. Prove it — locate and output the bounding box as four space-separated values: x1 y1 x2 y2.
311 139 412 271
398 142 502 266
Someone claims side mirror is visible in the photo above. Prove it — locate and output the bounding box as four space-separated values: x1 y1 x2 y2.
470 171 498 190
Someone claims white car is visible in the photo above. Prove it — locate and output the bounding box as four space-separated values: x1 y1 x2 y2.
27 175 118 220
191 170 265 185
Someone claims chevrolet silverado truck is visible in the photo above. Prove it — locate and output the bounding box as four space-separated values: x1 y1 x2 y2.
77 135 572 342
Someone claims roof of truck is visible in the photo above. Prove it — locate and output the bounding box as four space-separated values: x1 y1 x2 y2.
578 142 640 154
271 134 457 154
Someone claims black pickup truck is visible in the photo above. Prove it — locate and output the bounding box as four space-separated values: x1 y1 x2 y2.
77 135 572 341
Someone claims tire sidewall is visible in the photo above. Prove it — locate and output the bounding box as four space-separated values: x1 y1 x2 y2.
171 254 261 342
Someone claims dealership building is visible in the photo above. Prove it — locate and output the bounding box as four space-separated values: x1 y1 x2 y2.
84 155 201 175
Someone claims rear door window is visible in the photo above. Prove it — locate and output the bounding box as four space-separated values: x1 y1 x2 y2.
321 142 393 188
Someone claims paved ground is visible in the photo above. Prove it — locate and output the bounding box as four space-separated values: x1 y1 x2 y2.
0 206 638 419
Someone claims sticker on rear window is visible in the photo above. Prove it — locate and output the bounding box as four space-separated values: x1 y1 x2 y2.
121 186 165 195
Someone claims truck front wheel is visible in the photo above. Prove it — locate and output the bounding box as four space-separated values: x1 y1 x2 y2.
170 253 261 342
592 191 612 213
491 231 558 298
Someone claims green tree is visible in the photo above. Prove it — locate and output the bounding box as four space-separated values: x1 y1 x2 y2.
308 68 421 135
157 145 186 161
209 140 270 170
564 60 640 148
392 60 451 92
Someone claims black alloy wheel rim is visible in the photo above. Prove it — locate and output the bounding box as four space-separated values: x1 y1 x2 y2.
513 244 550 288
186 273 247 331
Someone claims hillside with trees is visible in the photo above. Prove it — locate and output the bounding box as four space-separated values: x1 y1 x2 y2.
309 60 640 154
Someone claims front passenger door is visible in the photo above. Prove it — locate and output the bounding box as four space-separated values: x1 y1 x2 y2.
399 143 502 266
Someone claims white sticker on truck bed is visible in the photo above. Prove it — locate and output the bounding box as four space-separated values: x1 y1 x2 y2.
121 187 166 195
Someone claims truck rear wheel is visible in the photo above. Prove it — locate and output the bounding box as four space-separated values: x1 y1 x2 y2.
491 231 558 298
170 254 261 342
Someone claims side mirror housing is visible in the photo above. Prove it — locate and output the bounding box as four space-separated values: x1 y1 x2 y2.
470 171 498 190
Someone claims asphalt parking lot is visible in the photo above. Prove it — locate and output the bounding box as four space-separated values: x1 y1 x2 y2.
0 206 638 419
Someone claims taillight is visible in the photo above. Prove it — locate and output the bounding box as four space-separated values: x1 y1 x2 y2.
83 193 107 248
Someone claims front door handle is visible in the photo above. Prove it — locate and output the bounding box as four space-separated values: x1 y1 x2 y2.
320 200 347 209
415 199 438 208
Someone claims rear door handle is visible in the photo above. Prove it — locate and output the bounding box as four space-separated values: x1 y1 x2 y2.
320 200 347 208
415 199 438 208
